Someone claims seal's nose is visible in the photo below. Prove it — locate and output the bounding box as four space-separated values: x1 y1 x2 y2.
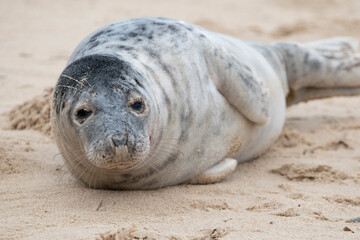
111 134 128 147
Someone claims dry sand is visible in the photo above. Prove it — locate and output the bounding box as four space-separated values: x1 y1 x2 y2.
1 0 360 239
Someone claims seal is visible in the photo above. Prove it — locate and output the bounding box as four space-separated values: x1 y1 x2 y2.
51 17 360 190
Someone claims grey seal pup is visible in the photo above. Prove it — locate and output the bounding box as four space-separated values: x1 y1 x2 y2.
51 17 360 190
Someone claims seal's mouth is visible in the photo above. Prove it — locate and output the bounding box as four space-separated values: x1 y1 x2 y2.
101 162 140 170
87 151 147 171
100 157 148 171
84 131 151 171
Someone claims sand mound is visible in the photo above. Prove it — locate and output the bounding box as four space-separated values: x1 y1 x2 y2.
8 87 53 135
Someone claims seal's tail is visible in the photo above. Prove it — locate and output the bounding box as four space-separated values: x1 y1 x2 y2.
274 37 360 105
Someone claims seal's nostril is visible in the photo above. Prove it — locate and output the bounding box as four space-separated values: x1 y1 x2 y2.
112 135 127 147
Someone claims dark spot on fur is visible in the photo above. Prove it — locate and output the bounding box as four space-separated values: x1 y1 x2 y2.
152 21 166 26
117 45 134 51
184 26 193 31
120 37 128 41
89 30 104 43
161 63 177 87
128 32 138 38
180 109 192 123
179 108 193 142
178 129 189 142
167 24 179 33
88 41 100 49
240 63 252 73
106 33 117 37
237 70 257 93
144 46 160 59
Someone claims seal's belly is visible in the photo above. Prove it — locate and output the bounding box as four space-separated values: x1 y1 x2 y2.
178 37 288 167
161 73 286 187
206 71 286 163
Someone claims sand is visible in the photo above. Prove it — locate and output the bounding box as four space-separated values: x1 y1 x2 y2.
1 0 360 239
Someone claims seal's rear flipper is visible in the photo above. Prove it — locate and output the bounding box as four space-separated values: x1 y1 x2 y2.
274 37 360 105
304 37 358 60
187 158 237 184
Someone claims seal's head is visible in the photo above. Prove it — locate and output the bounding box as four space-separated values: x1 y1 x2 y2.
52 54 158 188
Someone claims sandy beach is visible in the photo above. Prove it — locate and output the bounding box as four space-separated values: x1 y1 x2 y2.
1 0 360 239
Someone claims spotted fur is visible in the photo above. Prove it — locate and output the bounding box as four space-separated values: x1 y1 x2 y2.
51 18 360 189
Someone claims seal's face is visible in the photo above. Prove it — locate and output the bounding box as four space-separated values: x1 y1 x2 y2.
53 55 154 173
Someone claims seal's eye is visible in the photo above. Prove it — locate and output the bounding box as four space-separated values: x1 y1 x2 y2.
130 100 144 113
75 108 93 123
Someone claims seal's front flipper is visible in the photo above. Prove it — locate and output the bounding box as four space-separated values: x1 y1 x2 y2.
188 158 237 184
208 49 270 125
